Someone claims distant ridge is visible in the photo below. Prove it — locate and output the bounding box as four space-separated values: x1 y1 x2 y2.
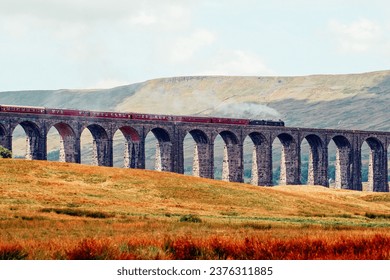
1 70 390 130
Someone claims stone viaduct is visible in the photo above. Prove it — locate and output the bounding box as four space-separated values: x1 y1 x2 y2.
0 109 389 192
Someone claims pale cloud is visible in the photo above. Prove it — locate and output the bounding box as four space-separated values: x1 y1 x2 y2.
0 0 122 22
0 0 159 22
0 0 195 90
160 5 191 29
328 18 383 52
0 1 192 31
120 4 191 30
129 11 156 26
170 30 216 62
202 50 274 76
2 1 390 91
0 15 31 38
0 5 91 43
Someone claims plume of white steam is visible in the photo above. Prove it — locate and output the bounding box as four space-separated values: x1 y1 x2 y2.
119 80 282 120
211 102 281 119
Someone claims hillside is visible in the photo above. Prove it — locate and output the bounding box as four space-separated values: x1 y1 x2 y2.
1 159 390 222
1 70 390 131
1 159 390 259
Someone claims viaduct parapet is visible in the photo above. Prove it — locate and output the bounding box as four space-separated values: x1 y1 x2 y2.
0 109 389 192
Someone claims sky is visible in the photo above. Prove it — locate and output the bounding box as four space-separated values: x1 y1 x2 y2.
1 0 390 91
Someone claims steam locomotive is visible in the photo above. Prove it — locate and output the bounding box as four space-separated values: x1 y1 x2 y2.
0 104 285 127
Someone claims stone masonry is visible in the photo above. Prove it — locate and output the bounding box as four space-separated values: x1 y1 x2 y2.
0 111 389 192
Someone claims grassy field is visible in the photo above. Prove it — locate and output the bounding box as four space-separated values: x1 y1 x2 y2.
1 159 390 260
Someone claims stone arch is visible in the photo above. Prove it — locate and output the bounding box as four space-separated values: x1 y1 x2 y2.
12 121 45 160
301 134 327 186
114 126 141 168
81 124 111 166
119 126 141 142
150 127 171 142
329 135 352 189
218 130 239 145
188 129 209 144
273 133 300 185
146 127 172 172
184 129 212 178
47 122 78 163
214 130 242 182
362 137 387 192
244 132 271 186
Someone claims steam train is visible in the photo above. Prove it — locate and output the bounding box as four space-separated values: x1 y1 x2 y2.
0 104 285 126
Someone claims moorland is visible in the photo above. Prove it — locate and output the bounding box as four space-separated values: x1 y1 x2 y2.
1 159 390 260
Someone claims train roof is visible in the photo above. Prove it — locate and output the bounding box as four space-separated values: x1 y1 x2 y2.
1 104 45 109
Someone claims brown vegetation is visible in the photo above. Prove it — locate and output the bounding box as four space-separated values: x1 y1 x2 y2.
1 159 390 259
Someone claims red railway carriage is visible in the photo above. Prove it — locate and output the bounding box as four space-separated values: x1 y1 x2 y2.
0 104 283 127
90 111 131 119
210 117 249 125
172 115 212 123
131 113 169 121
46 108 90 117
0 105 45 114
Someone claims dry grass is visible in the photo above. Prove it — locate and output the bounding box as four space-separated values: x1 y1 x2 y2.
1 159 390 259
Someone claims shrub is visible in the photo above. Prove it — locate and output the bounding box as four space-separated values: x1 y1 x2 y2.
0 146 12 158
66 239 115 260
179 214 202 223
164 237 204 259
0 245 28 260
40 208 113 219
365 212 390 219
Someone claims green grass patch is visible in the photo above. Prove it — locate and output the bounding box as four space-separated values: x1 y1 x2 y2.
82 174 107 184
242 222 272 230
362 195 390 202
220 211 239 217
179 214 202 223
40 208 113 219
